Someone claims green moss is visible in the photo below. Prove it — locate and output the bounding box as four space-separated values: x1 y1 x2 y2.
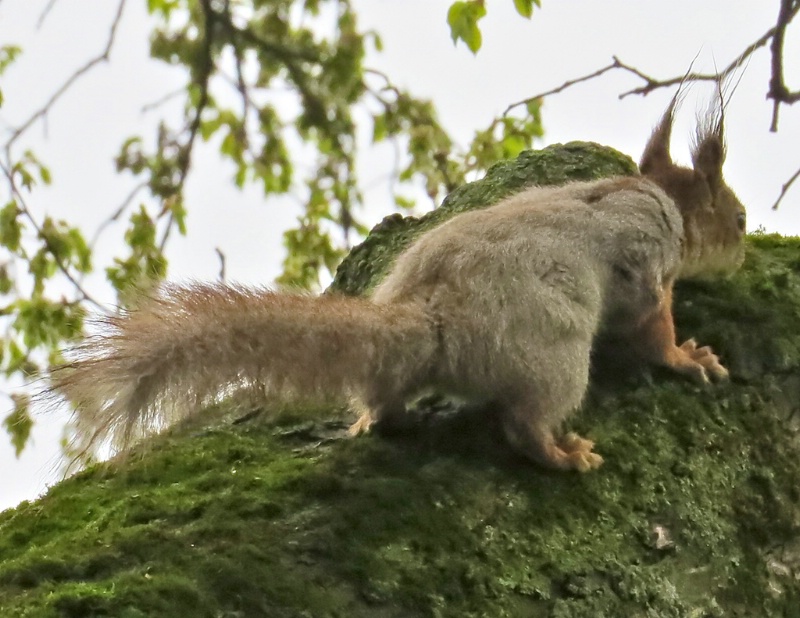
330 141 637 297
2 148 799 617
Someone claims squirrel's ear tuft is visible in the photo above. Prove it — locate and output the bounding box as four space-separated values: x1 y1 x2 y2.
640 99 678 175
691 95 726 189
691 134 725 189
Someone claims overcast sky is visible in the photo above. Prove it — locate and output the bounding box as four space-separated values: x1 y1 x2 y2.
0 0 797 510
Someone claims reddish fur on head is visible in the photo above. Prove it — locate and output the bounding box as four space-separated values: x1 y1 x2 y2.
639 95 746 279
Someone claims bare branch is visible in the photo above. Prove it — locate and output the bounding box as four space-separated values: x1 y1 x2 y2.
768 0 800 131
224 0 251 128
502 5 800 208
157 0 215 252
215 247 227 283
214 11 322 64
89 180 149 249
140 87 186 114
772 163 800 210
6 0 127 151
507 2 800 116
36 0 60 29
618 11 798 99
503 59 621 116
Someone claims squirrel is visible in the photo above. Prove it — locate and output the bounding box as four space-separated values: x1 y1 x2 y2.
50 99 746 473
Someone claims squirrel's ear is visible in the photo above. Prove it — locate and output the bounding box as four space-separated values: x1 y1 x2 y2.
691 101 726 189
640 101 676 175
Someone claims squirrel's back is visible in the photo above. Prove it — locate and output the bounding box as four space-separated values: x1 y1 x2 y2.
370 175 683 401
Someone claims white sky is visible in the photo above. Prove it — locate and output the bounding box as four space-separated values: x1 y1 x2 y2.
0 0 797 510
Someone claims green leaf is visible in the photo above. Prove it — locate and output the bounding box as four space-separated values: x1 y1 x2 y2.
0 45 21 75
3 394 32 457
501 134 527 158
67 228 92 272
146 0 179 18
394 195 416 210
372 114 387 143
38 163 52 185
369 31 384 52
167 196 187 235
0 201 22 252
447 1 486 54
0 264 12 295
514 0 534 19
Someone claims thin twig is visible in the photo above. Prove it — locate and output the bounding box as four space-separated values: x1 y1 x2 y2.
36 0 60 29
7 0 127 151
506 2 800 117
224 0 251 130
89 180 148 248
772 163 800 210
503 59 621 116
214 11 321 63
0 161 106 312
140 87 185 114
768 0 800 131
157 0 215 252
215 247 226 282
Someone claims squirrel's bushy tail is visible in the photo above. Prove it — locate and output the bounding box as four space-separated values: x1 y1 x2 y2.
50 283 434 454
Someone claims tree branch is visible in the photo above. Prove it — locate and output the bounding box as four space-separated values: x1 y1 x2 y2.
157 0 215 252
506 2 800 117
224 0 251 147
503 3 800 209
140 87 186 114
215 247 227 283
6 0 127 151
36 0 60 29
772 163 800 210
768 0 800 131
214 11 322 64
89 180 149 249
503 59 621 116
0 161 106 312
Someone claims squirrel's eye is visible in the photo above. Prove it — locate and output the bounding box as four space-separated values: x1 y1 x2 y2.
736 212 746 232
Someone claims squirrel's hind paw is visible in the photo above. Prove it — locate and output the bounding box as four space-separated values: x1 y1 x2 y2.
560 432 595 454
678 339 729 381
569 449 605 473
559 433 603 472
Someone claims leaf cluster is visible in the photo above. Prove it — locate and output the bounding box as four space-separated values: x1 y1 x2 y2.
447 0 541 53
0 137 92 451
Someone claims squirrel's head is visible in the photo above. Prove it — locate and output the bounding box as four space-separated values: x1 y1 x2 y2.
639 100 746 279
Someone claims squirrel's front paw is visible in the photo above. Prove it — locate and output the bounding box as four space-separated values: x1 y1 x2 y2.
348 413 374 436
678 339 729 382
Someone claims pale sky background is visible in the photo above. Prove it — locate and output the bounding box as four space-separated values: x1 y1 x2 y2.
0 0 797 510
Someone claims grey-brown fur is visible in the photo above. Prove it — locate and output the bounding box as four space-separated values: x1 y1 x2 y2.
51 103 746 472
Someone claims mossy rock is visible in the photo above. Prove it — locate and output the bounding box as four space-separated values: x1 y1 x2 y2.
330 141 638 296
2 145 799 618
